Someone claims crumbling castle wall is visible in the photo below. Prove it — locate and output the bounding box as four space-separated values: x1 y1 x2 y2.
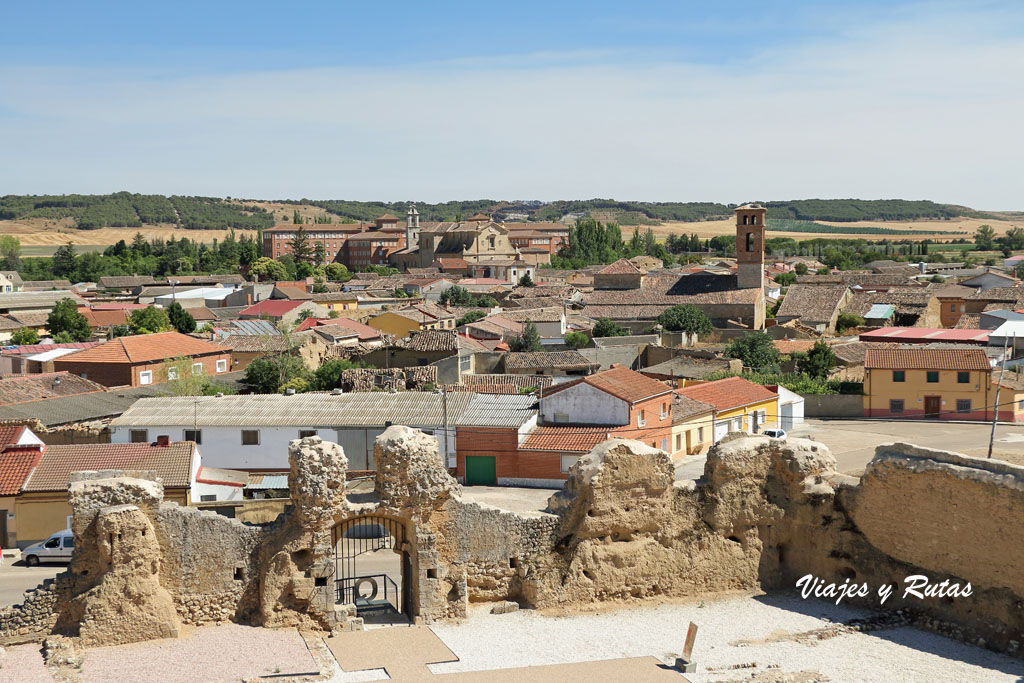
1 428 1022 660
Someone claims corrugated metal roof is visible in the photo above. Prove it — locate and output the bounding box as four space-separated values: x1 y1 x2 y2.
228 319 281 336
111 391 476 427
245 473 289 490
453 393 537 427
865 304 895 319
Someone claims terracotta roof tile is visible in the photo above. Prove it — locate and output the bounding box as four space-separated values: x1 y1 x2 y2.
864 348 991 371
519 426 615 452
405 329 459 352
0 372 107 406
597 259 643 275
776 285 849 324
53 332 229 365
672 395 716 423
239 300 305 317
544 365 672 404
676 377 778 412
0 446 43 495
22 442 195 492
504 351 596 371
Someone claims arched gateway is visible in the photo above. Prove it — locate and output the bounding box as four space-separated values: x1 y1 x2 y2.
331 515 414 618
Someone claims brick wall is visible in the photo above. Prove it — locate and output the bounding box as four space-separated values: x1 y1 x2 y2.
54 351 233 388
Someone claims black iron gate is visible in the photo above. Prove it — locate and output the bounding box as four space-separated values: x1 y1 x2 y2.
332 516 406 614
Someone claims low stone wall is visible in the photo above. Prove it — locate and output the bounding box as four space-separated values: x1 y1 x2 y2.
0 577 65 637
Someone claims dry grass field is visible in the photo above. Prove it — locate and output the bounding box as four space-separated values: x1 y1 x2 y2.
0 217 256 247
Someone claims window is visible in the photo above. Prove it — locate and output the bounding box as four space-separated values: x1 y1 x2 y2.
892 371 905 383
62 536 74 549
890 399 904 414
554 412 569 423
660 438 668 451
488 236 495 249
167 367 178 380
298 429 317 438
746 232 754 251
957 371 970 384
129 429 149 443
560 455 580 473
956 399 972 414
216 359 228 373
241 430 260 446
698 427 704 442
193 362 204 375
660 402 668 420
926 371 939 383
200 495 216 502
950 303 956 311
139 370 153 385
184 429 202 444
675 434 682 451
44 537 59 549
637 410 646 427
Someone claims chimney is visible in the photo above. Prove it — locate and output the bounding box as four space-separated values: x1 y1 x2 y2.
156 435 170 447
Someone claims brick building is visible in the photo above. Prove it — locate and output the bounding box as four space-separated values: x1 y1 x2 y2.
52 332 232 388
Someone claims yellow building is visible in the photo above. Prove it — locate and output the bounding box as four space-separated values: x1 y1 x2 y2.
864 348 992 420
368 303 456 339
670 395 715 460
676 376 779 443
308 292 359 313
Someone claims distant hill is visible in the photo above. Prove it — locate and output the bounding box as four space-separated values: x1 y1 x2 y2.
0 194 1004 232
0 192 275 231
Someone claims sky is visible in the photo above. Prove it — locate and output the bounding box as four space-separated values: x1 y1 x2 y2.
1 1 1022 208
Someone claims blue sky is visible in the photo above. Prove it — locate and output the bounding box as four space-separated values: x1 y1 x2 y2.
1 1 1022 207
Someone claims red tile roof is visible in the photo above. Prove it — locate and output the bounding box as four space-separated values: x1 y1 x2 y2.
437 258 469 269
519 426 614 452
676 377 778 412
1 342 101 357
543 365 672 404
864 348 992 371
239 300 306 318
53 332 229 365
0 425 26 446
313 318 382 341
598 259 643 275
858 327 989 344
0 372 107 406
0 446 43 495
78 307 129 328
22 442 196 492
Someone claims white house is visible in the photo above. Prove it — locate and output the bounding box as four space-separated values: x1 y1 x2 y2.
109 392 476 470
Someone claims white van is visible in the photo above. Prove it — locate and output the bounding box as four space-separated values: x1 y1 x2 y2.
22 529 74 565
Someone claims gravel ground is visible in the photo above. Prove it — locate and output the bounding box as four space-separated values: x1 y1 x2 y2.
385 592 1022 683
0 643 49 683
80 623 319 683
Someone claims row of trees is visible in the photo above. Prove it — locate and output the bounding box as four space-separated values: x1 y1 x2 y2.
35 298 199 343
0 193 275 230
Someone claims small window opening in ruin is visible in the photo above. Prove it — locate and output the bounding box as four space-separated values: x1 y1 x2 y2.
509 557 518 569
81 570 89 576
583 569 594 581
234 568 244 581
727 536 741 544
427 568 438 579
141 530 145 536
314 576 326 587
586 509 594 517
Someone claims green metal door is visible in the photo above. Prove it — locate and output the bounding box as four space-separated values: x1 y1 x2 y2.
464 456 497 486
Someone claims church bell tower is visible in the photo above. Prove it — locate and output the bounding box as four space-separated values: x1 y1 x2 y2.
735 203 766 290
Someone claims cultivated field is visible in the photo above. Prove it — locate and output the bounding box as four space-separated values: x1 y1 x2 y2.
0 216 257 250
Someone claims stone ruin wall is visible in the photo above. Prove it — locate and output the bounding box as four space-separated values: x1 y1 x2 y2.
0 428 1022 659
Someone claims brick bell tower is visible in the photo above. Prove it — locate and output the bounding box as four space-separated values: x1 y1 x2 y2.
735 203 767 290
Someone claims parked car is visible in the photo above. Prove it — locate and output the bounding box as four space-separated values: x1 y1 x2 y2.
762 428 787 441
22 529 74 566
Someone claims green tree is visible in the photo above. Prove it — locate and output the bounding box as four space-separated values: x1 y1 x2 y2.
456 310 486 326
439 285 472 306
313 242 326 266
974 224 996 251
47 297 92 342
836 313 865 332
167 302 197 334
296 308 316 321
725 331 780 372
816 267 830 275
563 331 589 349
324 263 351 281
656 305 713 335
797 340 838 379
53 331 75 343
929 274 946 283
774 272 797 286
518 271 535 287
250 257 288 281
11 327 39 345
290 226 313 264
592 317 628 338
794 262 809 275
128 306 173 335
509 320 543 352
242 355 308 394
310 358 374 391
161 356 208 396
52 241 77 278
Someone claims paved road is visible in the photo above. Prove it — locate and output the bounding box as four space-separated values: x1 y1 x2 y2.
673 419 1024 481
0 561 63 607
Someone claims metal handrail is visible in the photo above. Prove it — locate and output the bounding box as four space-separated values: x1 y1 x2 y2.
335 573 399 608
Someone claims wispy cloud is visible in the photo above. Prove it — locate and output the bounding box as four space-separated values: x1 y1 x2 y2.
0 2 1021 207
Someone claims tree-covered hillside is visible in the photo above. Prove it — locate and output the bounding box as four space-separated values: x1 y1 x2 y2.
0 192 275 230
